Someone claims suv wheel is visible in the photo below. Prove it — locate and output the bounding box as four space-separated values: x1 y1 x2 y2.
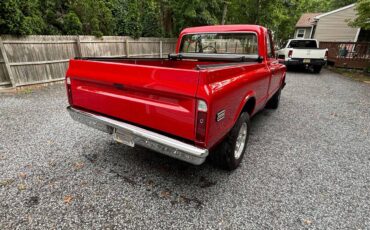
313 65 322 73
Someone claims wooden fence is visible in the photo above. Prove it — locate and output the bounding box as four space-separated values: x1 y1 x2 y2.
320 42 370 69
0 35 177 88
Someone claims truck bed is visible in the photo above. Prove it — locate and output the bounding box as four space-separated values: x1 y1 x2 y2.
66 57 256 142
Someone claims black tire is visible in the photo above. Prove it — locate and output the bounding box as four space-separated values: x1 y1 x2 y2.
313 65 322 73
265 88 281 109
211 112 250 170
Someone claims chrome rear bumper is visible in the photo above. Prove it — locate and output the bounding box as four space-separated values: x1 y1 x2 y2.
67 106 208 165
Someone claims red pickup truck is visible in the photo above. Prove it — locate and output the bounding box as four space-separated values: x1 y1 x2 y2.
66 25 286 170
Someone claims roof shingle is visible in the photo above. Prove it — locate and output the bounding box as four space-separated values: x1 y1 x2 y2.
296 13 322 27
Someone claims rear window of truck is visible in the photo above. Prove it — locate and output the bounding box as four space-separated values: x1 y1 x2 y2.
288 40 317 48
180 33 258 55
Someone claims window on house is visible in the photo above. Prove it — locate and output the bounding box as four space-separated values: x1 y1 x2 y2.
296 29 305 38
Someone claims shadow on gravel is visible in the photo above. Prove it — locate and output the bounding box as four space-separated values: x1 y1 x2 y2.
93 145 223 207
75 108 274 207
286 66 321 75
83 107 272 175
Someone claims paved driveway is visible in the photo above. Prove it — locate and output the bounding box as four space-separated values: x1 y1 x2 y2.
1 69 369 229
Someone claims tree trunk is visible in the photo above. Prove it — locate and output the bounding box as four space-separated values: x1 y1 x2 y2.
221 1 228 25
159 1 173 36
255 0 260 24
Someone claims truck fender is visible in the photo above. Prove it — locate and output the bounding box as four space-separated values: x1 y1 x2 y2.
233 91 256 124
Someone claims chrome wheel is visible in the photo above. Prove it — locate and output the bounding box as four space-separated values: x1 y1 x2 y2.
234 122 247 159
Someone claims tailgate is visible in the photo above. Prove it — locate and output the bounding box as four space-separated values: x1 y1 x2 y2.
291 49 326 59
66 60 200 140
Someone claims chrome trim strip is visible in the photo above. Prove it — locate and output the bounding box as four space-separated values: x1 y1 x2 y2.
67 106 208 165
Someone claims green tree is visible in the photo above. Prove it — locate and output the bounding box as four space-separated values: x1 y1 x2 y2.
0 0 362 41
70 0 114 36
112 0 142 38
349 0 370 30
168 0 224 35
39 0 68 34
63 12 82 35
122 0 142 38
0 0 45 35
141 0 163 37
330 0 357 9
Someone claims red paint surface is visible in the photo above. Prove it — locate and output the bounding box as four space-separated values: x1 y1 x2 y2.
66 25 286 148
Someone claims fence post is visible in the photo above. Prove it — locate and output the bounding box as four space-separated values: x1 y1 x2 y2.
159 41 163 58
125 39 130 57
0 36 16 87
75 35 82 57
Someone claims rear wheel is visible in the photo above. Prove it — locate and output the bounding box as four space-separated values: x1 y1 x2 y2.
265 88 281 109
313 65 322 73
211 112 250 170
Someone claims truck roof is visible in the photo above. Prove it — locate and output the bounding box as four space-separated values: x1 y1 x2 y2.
180 25 266 34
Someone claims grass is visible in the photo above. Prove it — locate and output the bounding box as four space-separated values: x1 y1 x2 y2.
21 88 33 94
327 66 370 84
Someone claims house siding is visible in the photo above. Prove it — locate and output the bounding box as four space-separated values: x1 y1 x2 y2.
314 6 360 42
294 27 312 39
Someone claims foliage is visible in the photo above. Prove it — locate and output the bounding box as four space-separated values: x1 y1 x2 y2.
330 0 357 9
141 0 163 37
39 0 67 35
349 0 370 30
63 12 82 35
113 0 142 38
111 0 163 38
168 0 224 35
0 0 362 44
70 0 115 37
0 0 45 35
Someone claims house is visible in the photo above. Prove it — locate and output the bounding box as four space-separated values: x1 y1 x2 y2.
294 13 321 39
294 4 368 42
294 4 369 69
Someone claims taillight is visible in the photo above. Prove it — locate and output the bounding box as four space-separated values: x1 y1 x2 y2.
288 50 293 58
325 50 328 60
196 100 208 142
66 77 73 105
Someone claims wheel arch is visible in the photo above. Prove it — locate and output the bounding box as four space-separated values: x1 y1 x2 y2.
242 97 256 116
234 92 256 123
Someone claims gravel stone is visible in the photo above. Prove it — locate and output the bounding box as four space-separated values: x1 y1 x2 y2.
0 69 369 229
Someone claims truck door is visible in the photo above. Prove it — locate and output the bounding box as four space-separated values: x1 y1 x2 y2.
266 31 281 97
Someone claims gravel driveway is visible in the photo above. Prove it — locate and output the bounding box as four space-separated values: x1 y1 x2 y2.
1 69 369 229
